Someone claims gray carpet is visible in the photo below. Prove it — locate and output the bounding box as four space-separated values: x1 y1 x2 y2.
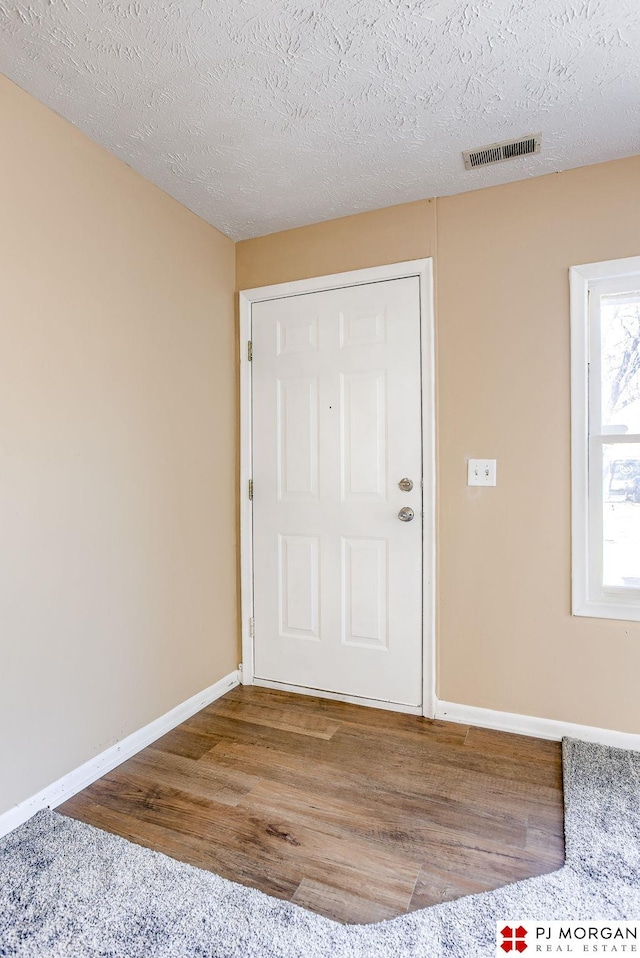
0 737 639 957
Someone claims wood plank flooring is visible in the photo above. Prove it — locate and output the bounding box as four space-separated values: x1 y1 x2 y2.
59 686 565 924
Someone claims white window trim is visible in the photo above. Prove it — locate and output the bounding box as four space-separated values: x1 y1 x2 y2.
571 255 640 622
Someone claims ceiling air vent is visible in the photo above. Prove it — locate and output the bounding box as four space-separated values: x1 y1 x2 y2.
462 133 542 171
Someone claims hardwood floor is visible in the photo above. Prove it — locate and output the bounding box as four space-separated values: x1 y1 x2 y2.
58 686 565 924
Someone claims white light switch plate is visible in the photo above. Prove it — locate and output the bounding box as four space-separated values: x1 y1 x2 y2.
468 459 497 486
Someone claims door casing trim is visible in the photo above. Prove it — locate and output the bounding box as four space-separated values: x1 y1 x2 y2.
238 259 436 718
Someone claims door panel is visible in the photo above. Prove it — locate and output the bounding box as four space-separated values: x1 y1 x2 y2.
277 376 319 499
278 534 320 639
252 277 422 707
341 370 387 500
342 536 389 649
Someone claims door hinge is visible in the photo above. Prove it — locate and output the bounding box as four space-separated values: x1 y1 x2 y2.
247 341 253 362
249 617 255 638
248 479 253 500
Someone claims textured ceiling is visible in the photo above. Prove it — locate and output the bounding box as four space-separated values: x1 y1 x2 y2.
1 0 639 240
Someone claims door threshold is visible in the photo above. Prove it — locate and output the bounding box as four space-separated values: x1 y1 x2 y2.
252 677 422 715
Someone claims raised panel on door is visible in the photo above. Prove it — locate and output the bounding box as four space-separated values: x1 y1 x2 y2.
340 370 387 501
278 534 320 639
342 536 389 649
277 314 319 356
252 276 423 708
339 303 386 347
277 376 319 499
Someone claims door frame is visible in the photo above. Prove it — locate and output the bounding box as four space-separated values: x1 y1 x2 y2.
238 258 436 718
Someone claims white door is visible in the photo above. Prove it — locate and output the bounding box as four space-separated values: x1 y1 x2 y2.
251 277 423 707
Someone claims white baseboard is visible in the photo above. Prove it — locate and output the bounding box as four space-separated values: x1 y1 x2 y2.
435 699 640 752
0 670 240 840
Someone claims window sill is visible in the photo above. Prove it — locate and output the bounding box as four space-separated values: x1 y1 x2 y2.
573 599 640 623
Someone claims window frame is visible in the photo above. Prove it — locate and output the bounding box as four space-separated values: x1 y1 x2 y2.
571 255 640 622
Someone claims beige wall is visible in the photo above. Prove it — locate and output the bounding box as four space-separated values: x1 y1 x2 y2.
236 199 437 289
237 155 640 735
0 74 237 815
437 157 640 733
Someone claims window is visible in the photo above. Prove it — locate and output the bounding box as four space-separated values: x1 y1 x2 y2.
571 256 640 621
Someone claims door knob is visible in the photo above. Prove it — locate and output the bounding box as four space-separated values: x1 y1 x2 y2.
398 506 414 522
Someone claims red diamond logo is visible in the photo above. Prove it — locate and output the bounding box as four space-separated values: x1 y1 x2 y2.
500 925 528 953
